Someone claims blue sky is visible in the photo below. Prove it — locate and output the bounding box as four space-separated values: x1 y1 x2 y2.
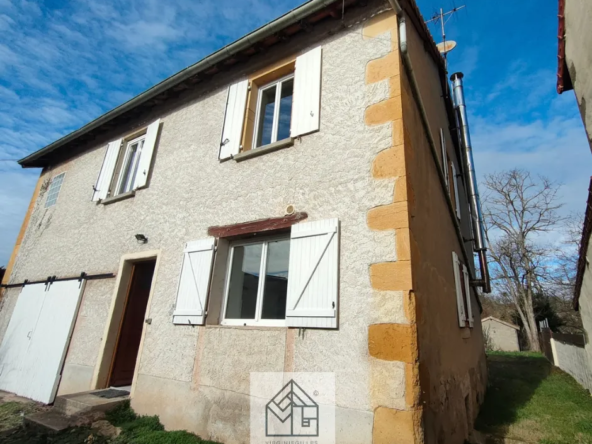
0 0 590 266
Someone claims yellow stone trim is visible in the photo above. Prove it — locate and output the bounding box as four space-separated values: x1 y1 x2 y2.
370 261 412 292
405 362 420 408
368 201 409 231
365 97 403 126
363 11 422 443
373 407 422 444
366 52 400 85
368 323 417 362
1 170 45 287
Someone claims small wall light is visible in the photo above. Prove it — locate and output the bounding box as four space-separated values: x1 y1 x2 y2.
135 234 148 244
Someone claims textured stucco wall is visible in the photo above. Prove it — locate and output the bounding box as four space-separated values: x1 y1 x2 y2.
482 319 519 352
578 234 592 387
552 338 592 392
400 14 487 444
0 3 410 443
565 0 592 150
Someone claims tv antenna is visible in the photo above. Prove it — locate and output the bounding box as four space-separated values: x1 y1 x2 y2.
425 5 465 67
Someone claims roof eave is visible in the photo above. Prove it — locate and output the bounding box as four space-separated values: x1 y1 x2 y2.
18 0 341 168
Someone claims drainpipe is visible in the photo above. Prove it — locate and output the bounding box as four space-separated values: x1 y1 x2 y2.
386 0 490 293
450 73 491 293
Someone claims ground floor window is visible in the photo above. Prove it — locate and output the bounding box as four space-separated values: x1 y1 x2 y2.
222 236 290 326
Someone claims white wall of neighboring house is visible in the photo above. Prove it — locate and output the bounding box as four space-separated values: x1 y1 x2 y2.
482 317 520 352
551 338 592 392
0 6 406 443
564 0 592 150
577 235 592 390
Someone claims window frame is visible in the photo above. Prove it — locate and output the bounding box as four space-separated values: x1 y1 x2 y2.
220 234 290 327
114 133 146 196
45 172 66 208
251 73 294 150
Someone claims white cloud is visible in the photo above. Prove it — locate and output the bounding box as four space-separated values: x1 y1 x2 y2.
472 104 592 222
0 0 302 265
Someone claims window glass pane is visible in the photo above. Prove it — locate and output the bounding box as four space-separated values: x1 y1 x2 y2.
225 244 262 320
118 139 143 194
256 85 277 147
261 239 290 320
45 173 65 208
277 79 293 142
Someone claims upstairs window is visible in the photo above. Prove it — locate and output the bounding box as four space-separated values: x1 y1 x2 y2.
92 119 161 202
115 134 146 195
45 173 65 208
253 75 294 148
452 251 474 328
219 46 322 160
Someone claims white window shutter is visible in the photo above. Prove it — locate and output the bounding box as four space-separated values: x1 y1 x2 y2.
134 119 160 190
173 238 216 325
462 264 474 327
286 218 338 329
452 163 461 219
92 139 121 201
452 251 466 328
291 46 322 138
219 80 248 160
440 128 449 190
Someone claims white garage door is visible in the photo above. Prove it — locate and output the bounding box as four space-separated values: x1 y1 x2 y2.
0 280 85 403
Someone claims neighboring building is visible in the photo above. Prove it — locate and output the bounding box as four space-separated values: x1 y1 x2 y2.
557 0 592 149
574 178 592 389
559 0 592 391
481 317 520 352
0 1 490 443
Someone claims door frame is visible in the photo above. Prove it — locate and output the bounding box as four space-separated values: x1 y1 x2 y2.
91 250 160 398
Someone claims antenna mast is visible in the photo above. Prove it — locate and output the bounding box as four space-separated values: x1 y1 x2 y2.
425 5 465 67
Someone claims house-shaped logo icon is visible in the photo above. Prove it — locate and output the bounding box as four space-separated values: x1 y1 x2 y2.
265 379 319 437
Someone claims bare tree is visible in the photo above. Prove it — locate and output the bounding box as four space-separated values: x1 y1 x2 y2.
548 213 584 333
482 169 563 351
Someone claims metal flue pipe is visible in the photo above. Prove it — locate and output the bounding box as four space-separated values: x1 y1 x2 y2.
450 72 491 293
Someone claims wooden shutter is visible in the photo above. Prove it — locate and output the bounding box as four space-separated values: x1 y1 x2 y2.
291 46 322 138
452 251 467 328
462 264 474 327
440 129 449 190
451 162 461 219
173 238 216 325
134 119 161 189
286 218 339 329
92 139 121 201
219 80 248 160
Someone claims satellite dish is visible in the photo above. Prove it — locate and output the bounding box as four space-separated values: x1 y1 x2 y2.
436 40 457 54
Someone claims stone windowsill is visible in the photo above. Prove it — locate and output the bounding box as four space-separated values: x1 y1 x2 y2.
101 190 136 205
233 138 294 162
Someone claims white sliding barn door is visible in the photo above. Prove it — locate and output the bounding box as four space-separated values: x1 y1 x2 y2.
0 284 45 395
0 280 85 403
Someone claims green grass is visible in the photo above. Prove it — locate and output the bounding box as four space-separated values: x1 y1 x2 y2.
0 400 219 444
476 352 592 444
106 402 219 444
0 401 43 432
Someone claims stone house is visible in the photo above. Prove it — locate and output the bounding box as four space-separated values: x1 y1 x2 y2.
0 0 490 443
481 317 520 352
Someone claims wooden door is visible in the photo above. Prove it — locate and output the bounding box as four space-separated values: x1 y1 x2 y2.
109 261 155 387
